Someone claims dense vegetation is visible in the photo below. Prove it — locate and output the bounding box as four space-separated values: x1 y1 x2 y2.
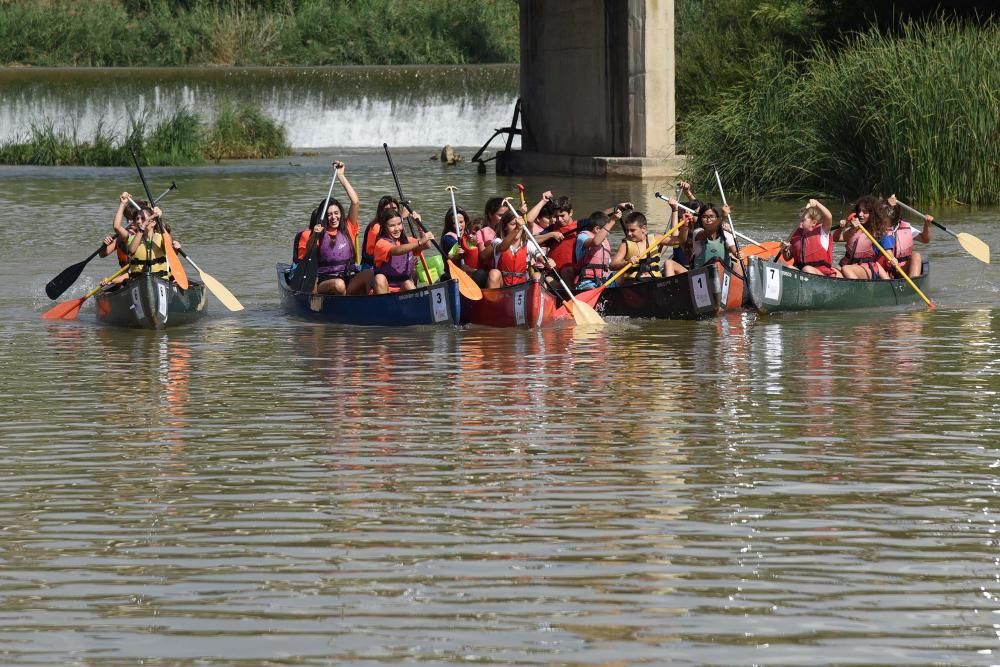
0 101 290 166
677 1 1000 203
0 0 518 66
3 0 998 202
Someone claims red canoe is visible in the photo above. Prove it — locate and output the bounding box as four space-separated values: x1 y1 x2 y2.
460 279 570 328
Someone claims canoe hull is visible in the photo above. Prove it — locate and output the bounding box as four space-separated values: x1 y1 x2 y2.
745 256 931 313
595 264 722 319
95 273 207 329
460 280 566 328
277 263 460 326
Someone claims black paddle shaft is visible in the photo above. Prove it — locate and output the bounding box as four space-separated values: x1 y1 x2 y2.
383 143 453 281
129 146 171 240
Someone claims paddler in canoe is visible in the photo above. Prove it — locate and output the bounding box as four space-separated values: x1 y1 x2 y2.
484 209 555 289
292 161 373 296
777 198 843 277
885 193 933 278
609 202 690 282
371 206 435 294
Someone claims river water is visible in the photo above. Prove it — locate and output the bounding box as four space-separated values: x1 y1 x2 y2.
2 146 1000 661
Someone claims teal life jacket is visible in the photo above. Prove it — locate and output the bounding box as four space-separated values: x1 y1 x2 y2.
695 235 729 268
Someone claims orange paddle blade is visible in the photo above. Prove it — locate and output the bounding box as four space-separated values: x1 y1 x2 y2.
573 286 603 308
448 259 482 300
41 296 87 320
739 241 782 261
162 230 188 289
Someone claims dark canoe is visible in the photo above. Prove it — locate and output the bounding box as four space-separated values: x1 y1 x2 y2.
594 264 721 319
461 279 569 328
277 263 460 326
94 273 207 329
745 255 931 314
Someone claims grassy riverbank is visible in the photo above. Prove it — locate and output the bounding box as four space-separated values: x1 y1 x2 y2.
681 18 1000 205
0 0 517 66
0 101 290 166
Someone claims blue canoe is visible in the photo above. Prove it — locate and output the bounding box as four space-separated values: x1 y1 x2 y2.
276 263 460 326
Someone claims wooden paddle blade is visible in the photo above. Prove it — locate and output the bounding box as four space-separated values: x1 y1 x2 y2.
958 232 990 264
41 296 87 320
161 230 188 289
199 269 244 312
448 259 482 300
568 296 604 326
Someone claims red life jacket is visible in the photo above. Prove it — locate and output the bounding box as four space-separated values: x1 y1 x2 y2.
460 233 480 270
892 221 914 260
496 243 529 286
789 224 833 269
545 222 579 272
574 234 612 282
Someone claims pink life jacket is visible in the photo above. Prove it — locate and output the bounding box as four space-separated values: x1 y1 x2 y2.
840 229 877 266
892 221 914 260
574 234 612 282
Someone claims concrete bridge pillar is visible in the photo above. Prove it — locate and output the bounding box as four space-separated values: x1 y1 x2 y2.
498 0 681 179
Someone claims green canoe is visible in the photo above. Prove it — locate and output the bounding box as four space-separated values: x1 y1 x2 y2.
745 256 931 314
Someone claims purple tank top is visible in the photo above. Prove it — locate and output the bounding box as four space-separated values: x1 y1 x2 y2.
317 230 355 276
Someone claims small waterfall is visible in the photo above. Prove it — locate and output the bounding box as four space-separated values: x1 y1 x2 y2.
0 66 520 149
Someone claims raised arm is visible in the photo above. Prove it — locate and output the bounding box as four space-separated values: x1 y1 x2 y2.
113 192 131 243
334 161 360 226
525 190 552 225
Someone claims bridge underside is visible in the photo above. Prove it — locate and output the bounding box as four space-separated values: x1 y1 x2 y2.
498 0 681 179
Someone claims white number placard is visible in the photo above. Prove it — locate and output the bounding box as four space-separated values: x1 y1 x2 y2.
430 287 449 322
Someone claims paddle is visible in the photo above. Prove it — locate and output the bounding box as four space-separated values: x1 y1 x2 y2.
129 146 188 289
502 198 604 327
898 200 990 264
45 246 105 301
44 182 178 300
445 185 463 261
516 183 526 209
712 165 756 307
383 143 483 301
41 265 128 320
852 222 934 309
177 250 244 312
289 167 339 293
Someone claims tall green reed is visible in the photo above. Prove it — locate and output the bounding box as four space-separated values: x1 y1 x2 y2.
683 18 1000 205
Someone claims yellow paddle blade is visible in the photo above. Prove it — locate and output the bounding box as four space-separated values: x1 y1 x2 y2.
198 269 244 312
567 295 604 326
958 232 990 264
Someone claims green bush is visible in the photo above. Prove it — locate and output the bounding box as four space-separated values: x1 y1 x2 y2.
205 98 290 160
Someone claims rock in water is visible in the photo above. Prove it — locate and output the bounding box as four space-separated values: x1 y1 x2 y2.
440 145 464 165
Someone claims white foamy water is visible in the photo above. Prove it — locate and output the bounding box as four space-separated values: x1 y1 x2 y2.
0 66 521 149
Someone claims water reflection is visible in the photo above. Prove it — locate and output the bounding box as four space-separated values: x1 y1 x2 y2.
3 167 1000 664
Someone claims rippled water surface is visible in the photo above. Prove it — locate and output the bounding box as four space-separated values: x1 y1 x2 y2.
2 151 1000 665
